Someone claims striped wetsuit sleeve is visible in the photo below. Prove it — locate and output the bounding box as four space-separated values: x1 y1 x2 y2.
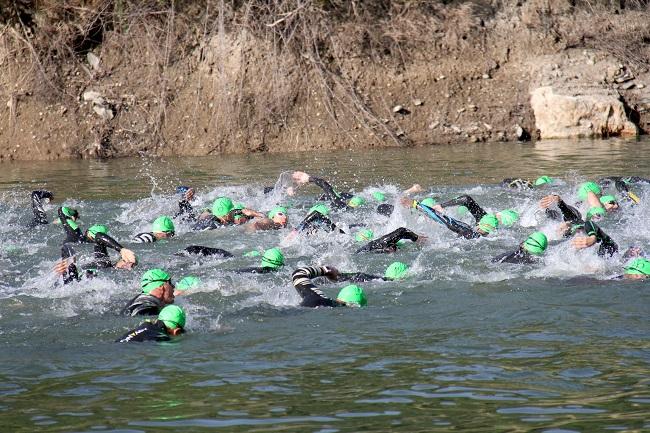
292 266 338 308
133 232 156 243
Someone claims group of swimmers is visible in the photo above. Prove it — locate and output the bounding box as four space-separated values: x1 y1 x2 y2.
29 172 650 342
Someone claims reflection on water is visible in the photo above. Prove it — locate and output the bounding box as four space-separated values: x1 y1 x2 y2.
0 139 649 432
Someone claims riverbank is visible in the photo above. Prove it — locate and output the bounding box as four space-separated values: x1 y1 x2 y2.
1 0 649 161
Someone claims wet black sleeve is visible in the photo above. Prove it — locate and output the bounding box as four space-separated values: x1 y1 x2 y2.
295 211 341 234
184 245 234 257
57 207 85 243
95 233 123 252
557 199 583 224
121 294 165 316
356 227 419 253
492 247 537 264
175 199 196 221
337 272 385 282
30 190 52 225
439 195 487 222
584 221 618 257
116 321 170 343
309 176 348 208
60 245 80 284
292 266 339 308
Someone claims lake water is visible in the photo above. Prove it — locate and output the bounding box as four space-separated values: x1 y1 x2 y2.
0 139 649 432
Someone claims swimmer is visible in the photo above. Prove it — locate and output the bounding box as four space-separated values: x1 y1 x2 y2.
116 305 185 342
492 231 548 264
336 261 410 282
133 216 175 243
292 265 367 307
407 199 498 239
233 248 285 274
122 269 175 316
246 206 289 231
355 227 421 253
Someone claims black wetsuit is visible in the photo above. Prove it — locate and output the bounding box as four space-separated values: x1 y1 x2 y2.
29 190 52 226
492 247 538 264
174 198 196 222
438 195 487 222
309 176 350 209
122 293 166 316
59 244 97 285
336 272 385 282
295 210 344 235
417 203 484 239
116 320 170 343
232 266 278 274
546 198 582 223
581 221 618 257
355 227 419 253
58 207 85 245
376 203 394 217
133 232 157 243
292 266 341 308
182 245 234 258
90 233 125 269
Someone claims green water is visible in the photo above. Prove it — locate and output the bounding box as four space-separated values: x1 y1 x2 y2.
0 139 649 432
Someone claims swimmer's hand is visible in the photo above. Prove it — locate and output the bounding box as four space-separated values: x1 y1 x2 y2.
571 235 596 249
119 248 137 264
403 184 423 195
539 194 560 209
53 259 70 276
292 171 310 185
323 266 340 281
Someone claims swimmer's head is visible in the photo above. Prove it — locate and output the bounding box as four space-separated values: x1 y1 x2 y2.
61 206 79 220
534 176 553 186
624 258 650 279
577 181 601 201
309 204 330 216
212 197 234 218
599 195 619 212
175 276 200 293
158 305 186 333
498 209 519 227
372 191 386 202
456 205 469 216
348 196 366 208
586 206 606 221
522 231 548 256
477 214 499 234
141 268 172 294
261 247 284 269
152 216 175 237
384 261 409 280
354 229 374 242
86 224 108 240
336 284 367 307
420 198 437 208
268 206 288 225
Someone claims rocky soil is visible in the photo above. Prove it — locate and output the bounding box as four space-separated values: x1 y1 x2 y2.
0 1 648 161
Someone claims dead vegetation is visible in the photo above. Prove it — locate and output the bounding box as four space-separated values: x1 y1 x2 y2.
0 0 648 159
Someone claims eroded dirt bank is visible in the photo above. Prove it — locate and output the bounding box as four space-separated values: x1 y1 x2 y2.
1 1 649 161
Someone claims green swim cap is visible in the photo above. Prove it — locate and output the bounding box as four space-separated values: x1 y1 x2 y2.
158 305 186 330
152 215 175 234
176 276 200 291
372 191 386 202
396 239 407 249
478 214 499 234
457 205 469 216
348 196 366 208
420 197 437 208
354 229 374 242
61 206 78 219
600 195 617 205
261 247 284 269
309 204 330 216
212 197 234 218
624 258 650 276
534 176 553 186
384 261 409 280
578 181 602 201
87 224 108 238
233 202 245 210
498 209 519 227
141 268 171 294
586 206 606 221
336 284 367 307
522 231 548 256
268 206 288 219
